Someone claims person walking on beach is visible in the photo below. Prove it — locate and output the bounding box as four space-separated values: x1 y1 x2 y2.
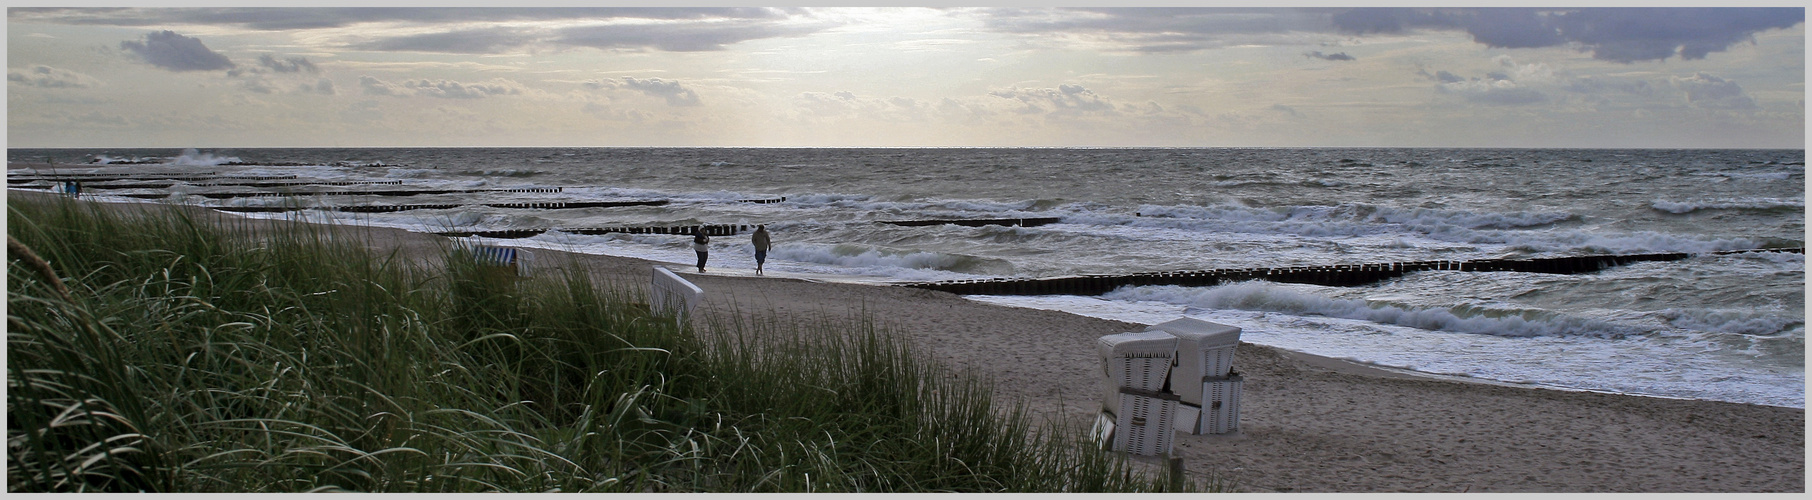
751 224 771 275
692 230 710 272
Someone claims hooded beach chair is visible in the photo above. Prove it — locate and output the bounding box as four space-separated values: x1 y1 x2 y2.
1095 330 1180 456
1146 317 1243 435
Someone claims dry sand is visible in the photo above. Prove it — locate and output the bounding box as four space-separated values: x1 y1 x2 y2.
9 191 1805 492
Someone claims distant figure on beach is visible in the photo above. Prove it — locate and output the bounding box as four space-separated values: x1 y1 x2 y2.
751 224 771 275
692 230 710 272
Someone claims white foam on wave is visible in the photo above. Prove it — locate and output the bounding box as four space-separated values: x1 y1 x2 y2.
1651 197 1805 214
770 243 1003 276
967 293 1805 408
1134 202 1574 230
170 148 242 167
1103 281 1646 339
1657 308 1802 337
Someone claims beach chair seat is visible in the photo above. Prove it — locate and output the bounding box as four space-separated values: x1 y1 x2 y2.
1105 388 1179 456
1176 373 1243 435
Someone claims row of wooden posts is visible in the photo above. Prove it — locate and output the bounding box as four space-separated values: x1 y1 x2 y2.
437 224 752 239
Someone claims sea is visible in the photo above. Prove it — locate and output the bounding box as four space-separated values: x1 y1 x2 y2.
8 147 1805 408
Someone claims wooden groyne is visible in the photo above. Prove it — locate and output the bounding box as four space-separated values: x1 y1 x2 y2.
897 248 1805 296
880 217 1062 228
79 180 405 189
110 187 565 199
209 200 673 214
7 174 298 183
436 224 752 239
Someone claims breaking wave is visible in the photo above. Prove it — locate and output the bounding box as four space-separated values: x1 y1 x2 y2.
1651 198 1805 214
1104 281 1647 339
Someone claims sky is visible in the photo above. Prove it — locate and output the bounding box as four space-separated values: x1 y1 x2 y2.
5 5 1806 148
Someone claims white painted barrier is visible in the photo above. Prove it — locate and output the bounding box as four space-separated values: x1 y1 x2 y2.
650 266 703 320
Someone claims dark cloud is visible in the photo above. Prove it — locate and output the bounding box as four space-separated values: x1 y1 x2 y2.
1329 7 1803 63
587 77 701 106
119 30 235 72
8 65 100 88
1269 104 1303 117
1305 51 1354 61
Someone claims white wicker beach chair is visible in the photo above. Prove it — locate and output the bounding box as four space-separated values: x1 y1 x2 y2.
1096 330 1180 456
1145 317 1241 405
1145 317 1243 434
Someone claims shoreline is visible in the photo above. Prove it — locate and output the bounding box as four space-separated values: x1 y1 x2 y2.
7 190 1805 492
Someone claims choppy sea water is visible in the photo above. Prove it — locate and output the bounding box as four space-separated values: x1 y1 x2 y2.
9 147 1804 407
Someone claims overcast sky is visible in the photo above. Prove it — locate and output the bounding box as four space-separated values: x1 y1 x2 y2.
6 6 1805 148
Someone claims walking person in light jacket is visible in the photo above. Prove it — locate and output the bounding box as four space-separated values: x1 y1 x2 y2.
751 224 771 275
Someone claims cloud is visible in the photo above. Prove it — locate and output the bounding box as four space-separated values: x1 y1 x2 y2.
8 65 101 88
27 7 832 55
587 77 701 106
359 76 520 98
11 7 800 31
353 27 538 54
968 7 1800 62
1670 72 1757 109
1329 7 1804 63
1429 58 1551 106
258 54 318 73
1304 51 1354 61
404 78 524 99
360 75 406 96
301 78 336 95
988 84 1118 116
1269 104 1303 117
971 8 1332 53
118 30 235 71
228 54 320 78
552 20 834 52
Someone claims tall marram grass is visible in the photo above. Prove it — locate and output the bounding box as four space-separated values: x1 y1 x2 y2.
7 196 1202 493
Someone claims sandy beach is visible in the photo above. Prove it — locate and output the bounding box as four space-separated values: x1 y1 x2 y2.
9 191 1805 492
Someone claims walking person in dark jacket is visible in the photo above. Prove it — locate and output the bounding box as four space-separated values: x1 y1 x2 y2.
692 230 710 272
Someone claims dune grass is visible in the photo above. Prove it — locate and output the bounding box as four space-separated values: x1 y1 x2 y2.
6 196 1200 493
